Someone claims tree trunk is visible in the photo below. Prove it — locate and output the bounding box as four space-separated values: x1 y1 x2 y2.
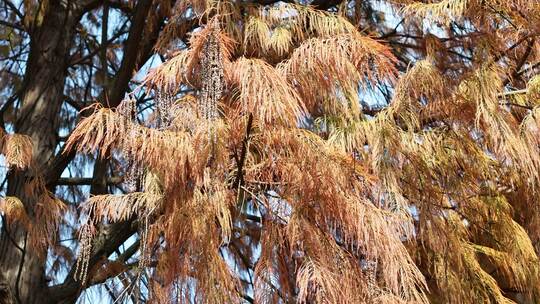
0 1 84 302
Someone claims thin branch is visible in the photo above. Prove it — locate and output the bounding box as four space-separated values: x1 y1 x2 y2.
69 27 129 66
516 61 540 77
57 176 123 186
64 96 86 111
504 38 536 86
379 18 405 39
498 89 528 97
107 0 153 107
2 0 24 21
0 19 24 31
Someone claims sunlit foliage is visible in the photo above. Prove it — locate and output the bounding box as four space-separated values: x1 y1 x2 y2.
2 0 540 302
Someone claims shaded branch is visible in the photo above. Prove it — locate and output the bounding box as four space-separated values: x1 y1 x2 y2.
1 0 24 21
106 0 154 107
57 176 123 186
0 19 24 31
48 220 138 303
234 114 254 189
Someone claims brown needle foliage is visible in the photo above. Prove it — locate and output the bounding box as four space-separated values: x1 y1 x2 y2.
4 0 540 302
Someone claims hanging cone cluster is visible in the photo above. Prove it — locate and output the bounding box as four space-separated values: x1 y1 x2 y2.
118 99 143 192
155 89 175 128
74 222 96 285
199 23 224 121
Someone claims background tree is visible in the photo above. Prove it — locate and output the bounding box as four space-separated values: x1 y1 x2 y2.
0 0 539 303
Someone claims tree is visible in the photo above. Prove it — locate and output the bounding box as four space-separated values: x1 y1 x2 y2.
0 0 539 303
